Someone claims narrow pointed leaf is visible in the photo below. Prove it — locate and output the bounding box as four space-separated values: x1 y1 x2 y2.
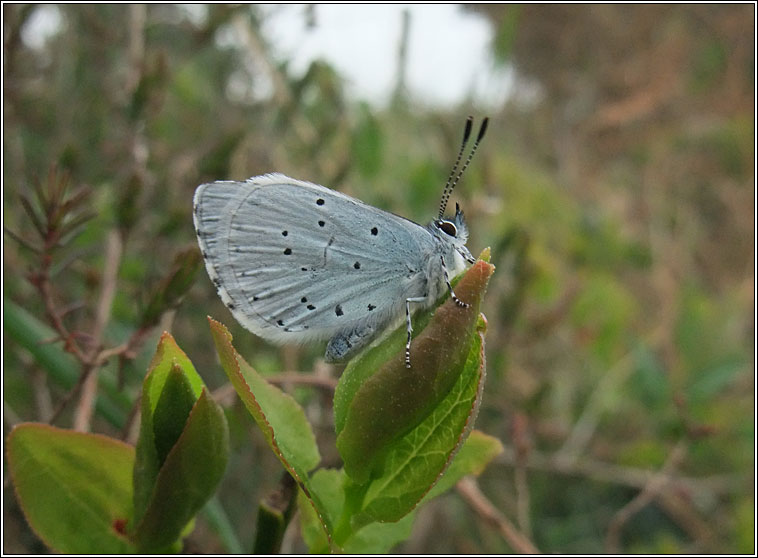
208 319 331 540
152 363 197 464
143 332 205 410
132 389 229 550
133 332 205 524
208 318 320 476
18 193 46 238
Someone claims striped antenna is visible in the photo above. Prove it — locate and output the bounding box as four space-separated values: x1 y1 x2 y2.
438 116 473 219
438 116 489 219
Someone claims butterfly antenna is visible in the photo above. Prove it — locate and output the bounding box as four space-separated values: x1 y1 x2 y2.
438 116 489 219
438 116 473 219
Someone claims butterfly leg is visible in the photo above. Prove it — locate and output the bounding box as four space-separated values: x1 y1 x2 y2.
405 296 427 368
441 256 470 308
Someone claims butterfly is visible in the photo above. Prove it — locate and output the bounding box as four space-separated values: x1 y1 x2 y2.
193 117 487 367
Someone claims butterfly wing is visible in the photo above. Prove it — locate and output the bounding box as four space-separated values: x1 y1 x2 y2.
193 173 436 344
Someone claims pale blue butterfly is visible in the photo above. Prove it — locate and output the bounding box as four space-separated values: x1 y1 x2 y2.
193 117 488 367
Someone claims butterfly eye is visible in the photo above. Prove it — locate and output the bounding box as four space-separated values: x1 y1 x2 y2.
437 220 457 237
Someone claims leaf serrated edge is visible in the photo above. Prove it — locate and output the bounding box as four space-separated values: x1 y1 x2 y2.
430 322 488 487
207 318 334 547
369 321 487 521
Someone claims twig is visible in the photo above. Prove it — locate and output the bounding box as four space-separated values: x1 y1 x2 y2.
496 445 739 497
31 366 54 422
3 401 22 430
511 412 532 537
125 4 146 94
73 229 123 431
657 486 720 553
605 440 688 552
269 371 338 391
120 393 142 444
74 373 98 430
32 262 87 363
554 348 637 465
456 476 540 554
48 362 96 425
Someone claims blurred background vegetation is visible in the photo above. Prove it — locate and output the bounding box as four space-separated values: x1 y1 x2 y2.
3 4 754 554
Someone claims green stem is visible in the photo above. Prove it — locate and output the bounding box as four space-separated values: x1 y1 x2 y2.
332 477 367 547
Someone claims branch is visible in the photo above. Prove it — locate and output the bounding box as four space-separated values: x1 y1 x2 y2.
605 440 687 552
456 476 540 554
496 445 739 496
73 229 123 431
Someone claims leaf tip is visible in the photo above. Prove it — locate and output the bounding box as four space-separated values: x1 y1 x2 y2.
158 330 176 345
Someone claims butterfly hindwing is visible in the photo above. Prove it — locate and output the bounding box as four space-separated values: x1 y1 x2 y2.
193 174 436 344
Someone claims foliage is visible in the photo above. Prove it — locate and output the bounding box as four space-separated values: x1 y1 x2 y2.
207 260 499 552
4 4 753 554
6 334 229 553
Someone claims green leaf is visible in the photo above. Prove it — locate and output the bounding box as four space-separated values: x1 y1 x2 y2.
7 423 136 553
133 332 206 523
141 248 202 327
132 331 228 551
152 363 198 464
687 354 746 403
345 514 415 554
132 389 229 550
298 468 414 553
423 430 504 501
208 318 320 476
298 469 343 554
353 320 487 525
335 259 495 485
143 331 206 413
207 319 331 540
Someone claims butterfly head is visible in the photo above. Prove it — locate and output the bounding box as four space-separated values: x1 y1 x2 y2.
432 203 475 265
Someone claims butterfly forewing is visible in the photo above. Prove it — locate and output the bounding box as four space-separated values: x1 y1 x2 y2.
193 174 435 344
